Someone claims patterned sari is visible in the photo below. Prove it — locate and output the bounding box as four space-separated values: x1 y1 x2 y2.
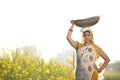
75 42 104 80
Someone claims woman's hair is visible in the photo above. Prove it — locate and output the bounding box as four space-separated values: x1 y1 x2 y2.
82 30 94 44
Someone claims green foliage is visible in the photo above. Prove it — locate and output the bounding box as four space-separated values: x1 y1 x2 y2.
104 72 120 80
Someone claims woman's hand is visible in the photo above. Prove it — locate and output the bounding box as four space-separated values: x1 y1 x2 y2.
97 68 102 73
70 20 74 25
94 63 102 73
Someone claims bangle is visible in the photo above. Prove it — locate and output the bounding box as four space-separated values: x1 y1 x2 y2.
69 29 73 32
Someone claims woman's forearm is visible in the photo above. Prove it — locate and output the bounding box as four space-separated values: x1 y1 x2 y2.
66 20 77 49
100 58 110 71
66 24 74 40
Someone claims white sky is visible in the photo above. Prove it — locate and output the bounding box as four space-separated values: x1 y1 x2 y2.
0 0 120 62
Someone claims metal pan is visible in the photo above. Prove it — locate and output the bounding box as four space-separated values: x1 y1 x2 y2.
73 16 100 27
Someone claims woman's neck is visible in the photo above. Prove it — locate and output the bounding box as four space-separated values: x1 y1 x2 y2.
84 42 91 46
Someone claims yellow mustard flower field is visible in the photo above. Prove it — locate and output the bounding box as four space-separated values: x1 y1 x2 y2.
0 48 120 80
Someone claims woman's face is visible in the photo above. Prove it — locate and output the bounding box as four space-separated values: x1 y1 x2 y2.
83 31 91 43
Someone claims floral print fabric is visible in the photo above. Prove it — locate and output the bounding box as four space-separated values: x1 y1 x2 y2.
75 44 97 80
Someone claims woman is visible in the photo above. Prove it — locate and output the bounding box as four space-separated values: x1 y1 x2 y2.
66 20 110 80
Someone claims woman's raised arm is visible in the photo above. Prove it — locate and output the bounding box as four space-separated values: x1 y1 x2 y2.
66 20 77 49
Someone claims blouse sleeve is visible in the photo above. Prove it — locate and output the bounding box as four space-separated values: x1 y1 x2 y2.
93 44 104 58
75 41 83 51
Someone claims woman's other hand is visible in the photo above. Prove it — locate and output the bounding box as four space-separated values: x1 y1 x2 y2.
70 20 74 25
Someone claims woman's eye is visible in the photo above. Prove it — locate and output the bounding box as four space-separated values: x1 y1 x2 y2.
84 35 90 36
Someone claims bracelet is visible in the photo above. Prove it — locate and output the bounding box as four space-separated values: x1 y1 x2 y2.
69 29 73 32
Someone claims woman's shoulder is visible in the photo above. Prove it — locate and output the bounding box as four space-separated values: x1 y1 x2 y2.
92 44 104 55
75 41 83 50
77 41 83 47
93 44 102 49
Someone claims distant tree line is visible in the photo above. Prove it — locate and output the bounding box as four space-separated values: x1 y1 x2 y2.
106 61 120 72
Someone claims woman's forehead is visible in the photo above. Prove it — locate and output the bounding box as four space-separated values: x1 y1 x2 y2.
83 31 91 36
83 30 93 36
